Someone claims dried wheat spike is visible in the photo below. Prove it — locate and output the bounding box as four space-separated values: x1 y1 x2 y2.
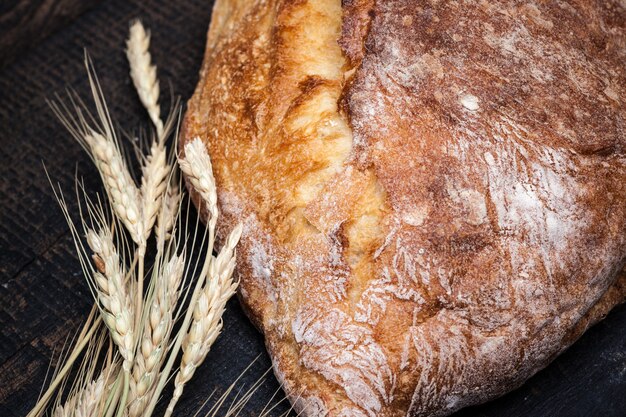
126 20 163 137
86 229 135 370
85 132 143 246
140 140 169 241
155 182 180 251
164 224 242 417
128 253 185 417
52 372 108 417
178 138 218 222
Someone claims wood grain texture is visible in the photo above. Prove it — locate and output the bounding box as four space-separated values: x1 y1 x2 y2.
0 1 624 416
0 0 103 67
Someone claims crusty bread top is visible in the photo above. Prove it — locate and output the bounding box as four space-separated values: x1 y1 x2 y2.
182 1 626 416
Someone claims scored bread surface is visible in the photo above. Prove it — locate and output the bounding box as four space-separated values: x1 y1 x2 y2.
181 1 626 416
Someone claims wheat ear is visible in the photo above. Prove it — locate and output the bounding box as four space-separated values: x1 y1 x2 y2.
143 131 238 417
127 18 170 242
127 252 185 417
155 181 180 252
48 55 146 249
85 133 144 246
52 373 108 417
178 138 218 223
126 20 163 138
164 224 242 417
86 228 135 371
140 140 170 241
126 18 178 337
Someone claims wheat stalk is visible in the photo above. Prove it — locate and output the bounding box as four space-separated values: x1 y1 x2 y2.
48 52 148 251
144 140 235 417
126 18 181 339
85 221 135 417
34 20 250 417
128 18 172 244
50 330 116 417
165 224 242 417
141 139 224 415
126 20 163 138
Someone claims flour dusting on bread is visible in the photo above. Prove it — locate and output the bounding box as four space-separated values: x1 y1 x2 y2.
182 1 626 416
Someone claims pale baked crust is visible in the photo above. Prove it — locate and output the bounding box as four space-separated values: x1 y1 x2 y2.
181 1 626 416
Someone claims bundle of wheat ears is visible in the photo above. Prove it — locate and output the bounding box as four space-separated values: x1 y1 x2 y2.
26 20 263 417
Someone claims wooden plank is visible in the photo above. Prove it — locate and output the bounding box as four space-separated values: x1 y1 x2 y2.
0 0 102 67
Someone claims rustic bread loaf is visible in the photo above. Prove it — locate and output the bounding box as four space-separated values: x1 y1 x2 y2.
181 1 626 416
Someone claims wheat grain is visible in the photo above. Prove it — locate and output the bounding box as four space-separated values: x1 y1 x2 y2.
86 229 135 371
178 138 218 222
128 253 185 416
164 224 242 417
126 20 163 138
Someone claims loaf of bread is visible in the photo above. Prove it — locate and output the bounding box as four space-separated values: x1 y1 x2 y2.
181 1 626 416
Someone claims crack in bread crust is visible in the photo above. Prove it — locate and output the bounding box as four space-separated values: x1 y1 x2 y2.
182 1 626 416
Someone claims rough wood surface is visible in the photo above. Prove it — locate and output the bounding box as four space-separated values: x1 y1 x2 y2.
0 0 103 67
0 1 624 416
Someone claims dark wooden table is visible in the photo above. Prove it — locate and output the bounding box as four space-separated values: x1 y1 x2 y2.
0 1 625 416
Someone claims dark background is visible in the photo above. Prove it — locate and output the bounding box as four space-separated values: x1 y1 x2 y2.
0 1 625 416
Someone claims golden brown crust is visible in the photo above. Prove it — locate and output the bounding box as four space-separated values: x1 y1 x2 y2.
339 0 374 66
182 1 626 416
